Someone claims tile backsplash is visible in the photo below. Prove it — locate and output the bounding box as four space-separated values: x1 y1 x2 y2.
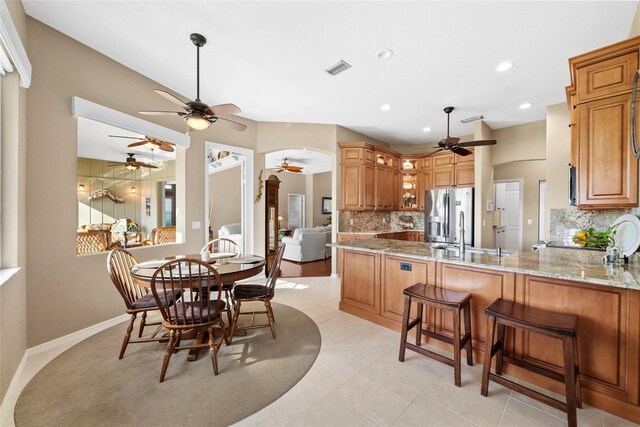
338 210 424 232
549 208 638 242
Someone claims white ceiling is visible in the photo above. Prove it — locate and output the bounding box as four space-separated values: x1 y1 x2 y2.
77 117 176 164
266 149 332 174
25 1 637 145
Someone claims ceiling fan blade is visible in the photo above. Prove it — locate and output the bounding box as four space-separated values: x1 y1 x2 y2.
450 146 473 156
139 110 184 116
215 117 247 132
126 141 150 147
458 139 497 147
443 136 460 145
276 168 284 173
207 103 241 116
153 89 190 108
131 161 158 169
106 162 126 166
157 142 175 153
287 166 304 172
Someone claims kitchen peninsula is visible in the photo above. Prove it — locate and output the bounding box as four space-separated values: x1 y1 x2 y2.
332 238 640 423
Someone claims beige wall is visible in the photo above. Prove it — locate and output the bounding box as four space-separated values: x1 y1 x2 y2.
1 0 28 402
492 120 546 165
25 18 258 347
474 121 495 248
209 166 242 236
313 172 332 226
494 160 546 250
545 103 571 237
630 1 640 37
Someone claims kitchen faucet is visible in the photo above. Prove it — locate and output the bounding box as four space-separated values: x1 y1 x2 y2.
459 211 465 257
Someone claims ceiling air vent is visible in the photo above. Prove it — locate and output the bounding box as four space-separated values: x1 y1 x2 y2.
325 60 352 76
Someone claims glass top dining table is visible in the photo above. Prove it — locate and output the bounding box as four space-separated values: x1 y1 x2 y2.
130 254 266 287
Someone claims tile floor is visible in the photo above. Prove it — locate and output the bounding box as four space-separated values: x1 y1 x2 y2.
3 276 638 426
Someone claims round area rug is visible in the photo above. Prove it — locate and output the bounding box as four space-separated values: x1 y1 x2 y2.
15 303 320 427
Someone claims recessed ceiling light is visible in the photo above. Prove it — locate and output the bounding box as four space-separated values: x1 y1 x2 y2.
519 102 532 109
422 127 431 132
377 49 394 60
496 61 514 72
380 104 392 111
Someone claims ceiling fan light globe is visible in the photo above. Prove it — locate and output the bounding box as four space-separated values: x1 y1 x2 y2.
126 164 139 171
185 115 211 130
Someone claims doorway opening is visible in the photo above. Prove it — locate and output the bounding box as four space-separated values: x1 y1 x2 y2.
494 180 523 251
205 142 254 255
264 149 333 278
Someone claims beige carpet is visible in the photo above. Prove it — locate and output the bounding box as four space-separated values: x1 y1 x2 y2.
15 303 321 427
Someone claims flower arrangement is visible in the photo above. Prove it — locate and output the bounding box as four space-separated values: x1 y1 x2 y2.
572 224 618 248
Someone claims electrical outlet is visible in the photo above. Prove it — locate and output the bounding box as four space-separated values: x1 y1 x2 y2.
191 221 201 229
400 262 412 271
527 219 533 225
349 218 354 226
382 218 386 224
483 220 486 227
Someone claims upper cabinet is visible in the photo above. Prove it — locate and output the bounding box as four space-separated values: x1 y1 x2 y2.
567 36 640 209
339 142 474 211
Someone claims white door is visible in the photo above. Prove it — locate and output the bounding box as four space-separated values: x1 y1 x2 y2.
288 194 305 230
504 182 521 251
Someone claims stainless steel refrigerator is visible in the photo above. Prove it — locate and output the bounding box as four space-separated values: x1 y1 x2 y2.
424 188 474 246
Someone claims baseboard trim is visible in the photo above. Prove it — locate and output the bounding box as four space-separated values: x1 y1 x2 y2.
26 314 129 357
1 313 128 422
0 351 27 420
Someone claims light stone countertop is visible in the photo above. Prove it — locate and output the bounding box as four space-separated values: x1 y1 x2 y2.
330 238 640 290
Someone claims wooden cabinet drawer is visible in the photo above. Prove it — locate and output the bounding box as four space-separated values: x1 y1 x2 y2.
577 52 638 103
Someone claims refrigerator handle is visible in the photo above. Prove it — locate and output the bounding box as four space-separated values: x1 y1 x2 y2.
443 192 449 238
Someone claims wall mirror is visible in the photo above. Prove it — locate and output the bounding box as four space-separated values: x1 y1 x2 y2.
73 97 189 255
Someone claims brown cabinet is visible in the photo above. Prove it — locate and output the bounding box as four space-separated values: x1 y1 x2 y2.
567 36 640 209
576 93 638 207
339 142 473 211
432 151 474 188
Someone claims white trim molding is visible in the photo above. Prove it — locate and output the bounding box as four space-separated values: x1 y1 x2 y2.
71 97 190 148
0 0 31 87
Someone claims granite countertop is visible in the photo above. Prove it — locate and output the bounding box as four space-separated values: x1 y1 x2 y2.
330 238 640 290
337 230 424 234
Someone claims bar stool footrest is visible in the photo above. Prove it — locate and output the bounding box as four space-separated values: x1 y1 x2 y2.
502 355 565 383
405 342 455 368
489 373 567 413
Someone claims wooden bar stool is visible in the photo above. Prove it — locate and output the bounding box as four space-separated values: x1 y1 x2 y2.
399 283 473 387
481 298 582 427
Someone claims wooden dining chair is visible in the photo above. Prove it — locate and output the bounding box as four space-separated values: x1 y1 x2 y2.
229 244 285 340
107 248 180 359
201 237 241 325
152 226 176 245
78 230 110 255
201 237 241 256
151 258 229 382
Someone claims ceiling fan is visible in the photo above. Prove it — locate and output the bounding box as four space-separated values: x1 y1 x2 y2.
139 33 246 132
107 153 158 170
109 135 175 152
429 106 497 156
270 158 304 174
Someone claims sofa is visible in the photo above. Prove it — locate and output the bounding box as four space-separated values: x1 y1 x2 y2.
281 225 332 262
218 223 243 252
